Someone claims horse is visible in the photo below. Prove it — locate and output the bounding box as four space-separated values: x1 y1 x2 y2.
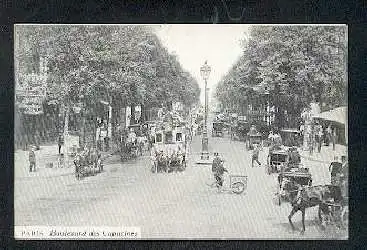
283 179 344 234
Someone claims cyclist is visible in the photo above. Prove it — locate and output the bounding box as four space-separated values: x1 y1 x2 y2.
212 153 227 189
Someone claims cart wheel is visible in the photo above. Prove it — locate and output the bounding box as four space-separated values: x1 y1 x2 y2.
231 182 245 194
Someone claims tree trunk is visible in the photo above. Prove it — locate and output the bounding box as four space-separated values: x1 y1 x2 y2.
110 97 122 152
141 104 150 123
80 107 86 148
130 105 135 125
63 102 70 167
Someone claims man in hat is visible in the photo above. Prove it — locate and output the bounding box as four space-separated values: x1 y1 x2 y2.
212 152 222 173
329 156 342 185
212 153 227 189
58 134 64 155
29 146 36 172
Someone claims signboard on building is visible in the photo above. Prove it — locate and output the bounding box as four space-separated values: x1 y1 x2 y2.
15 57 48 115
16 74 47 115
22 104 43 115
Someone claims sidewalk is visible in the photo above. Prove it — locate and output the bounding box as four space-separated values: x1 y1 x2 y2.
14 144 116 179
299 144 347 164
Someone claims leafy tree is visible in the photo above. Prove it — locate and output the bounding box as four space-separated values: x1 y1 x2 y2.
216 25 347 128
15 25 201 148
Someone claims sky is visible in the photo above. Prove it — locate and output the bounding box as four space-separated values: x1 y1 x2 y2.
154 24 250 105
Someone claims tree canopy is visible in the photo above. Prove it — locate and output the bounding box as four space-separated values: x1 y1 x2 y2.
215 25 347 126
15 25 200 109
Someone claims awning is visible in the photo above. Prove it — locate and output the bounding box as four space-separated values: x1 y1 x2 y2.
313 106 347 125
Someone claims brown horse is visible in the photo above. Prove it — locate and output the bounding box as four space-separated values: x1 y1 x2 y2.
283 180 343 234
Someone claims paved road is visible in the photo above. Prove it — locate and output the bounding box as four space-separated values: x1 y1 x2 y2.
14 121 347 239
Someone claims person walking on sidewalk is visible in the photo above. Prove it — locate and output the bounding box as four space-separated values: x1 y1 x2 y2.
329 156 342 185
326 125 332 146
332 128 337 151
29 147 36 172
317 127 323 153
252 144 261 167
58 134 64 155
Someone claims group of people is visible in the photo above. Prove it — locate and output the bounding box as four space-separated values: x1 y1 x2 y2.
309 123 338 153
268 130 282 145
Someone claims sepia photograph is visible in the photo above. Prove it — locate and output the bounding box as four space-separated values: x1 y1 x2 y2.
14 24 348 240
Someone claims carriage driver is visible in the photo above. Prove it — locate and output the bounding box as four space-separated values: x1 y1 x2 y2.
212 153 228 189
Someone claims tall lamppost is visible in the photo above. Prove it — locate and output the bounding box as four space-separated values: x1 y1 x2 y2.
197 60 211 164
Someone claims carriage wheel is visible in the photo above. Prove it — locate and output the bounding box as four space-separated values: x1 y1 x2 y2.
231 182 245 194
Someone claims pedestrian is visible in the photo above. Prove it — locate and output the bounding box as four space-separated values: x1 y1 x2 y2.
317 127 323 153
252 144 261 167
341 156 347 176
329 156 342 185
212 153 227 190
29 147 36 172
268 130 274 144
58 134 64 155
326 125 332 146
300 124 305 138
212 152 222 173
332 128 337 151
340 155 348 196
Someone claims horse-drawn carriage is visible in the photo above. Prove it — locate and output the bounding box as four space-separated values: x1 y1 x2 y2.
275 169 313 205
246 130 262 150
267 149 289 175
230 120 250 141
212 121 224 137
150 125 187 173
267 146 303 175
274 168 348 234
74 147 103 180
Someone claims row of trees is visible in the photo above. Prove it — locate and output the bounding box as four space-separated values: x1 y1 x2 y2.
216 25 347 128
16 25 200 113
15 25 200 145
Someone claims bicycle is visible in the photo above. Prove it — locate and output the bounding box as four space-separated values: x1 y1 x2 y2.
206 172 248 194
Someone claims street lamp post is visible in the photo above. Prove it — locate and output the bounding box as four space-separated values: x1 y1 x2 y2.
197 61 211 164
